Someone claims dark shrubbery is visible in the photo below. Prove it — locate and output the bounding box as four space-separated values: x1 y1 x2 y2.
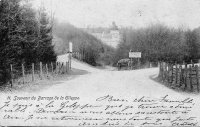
0 0 56 84
113 24 200 66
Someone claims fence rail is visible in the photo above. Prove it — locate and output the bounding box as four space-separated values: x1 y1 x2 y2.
4 52 86 88
9 61 71 88
72 52 85 61
159 62 200 92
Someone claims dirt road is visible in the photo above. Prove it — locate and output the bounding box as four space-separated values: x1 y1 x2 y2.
1 59 199 126
36 59 194 98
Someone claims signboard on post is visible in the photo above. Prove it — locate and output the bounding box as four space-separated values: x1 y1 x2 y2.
69 42 73 53
129 51 141 70
129 52 141 58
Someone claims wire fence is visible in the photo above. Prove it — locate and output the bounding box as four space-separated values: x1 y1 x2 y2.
0 52 86 89
72 52 87 62
9 61 71 88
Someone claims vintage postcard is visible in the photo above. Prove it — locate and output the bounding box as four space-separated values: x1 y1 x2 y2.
0 0 200 126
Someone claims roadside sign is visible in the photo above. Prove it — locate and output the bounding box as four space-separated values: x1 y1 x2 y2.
129 52 141 58
69 42 73 53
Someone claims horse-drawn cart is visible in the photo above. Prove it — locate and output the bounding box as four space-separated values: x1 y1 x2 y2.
117 58 131 70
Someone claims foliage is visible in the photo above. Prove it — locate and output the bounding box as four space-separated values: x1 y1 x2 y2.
0 0 56 84
53 23 114 66
114 24 200 65
36 7 57 63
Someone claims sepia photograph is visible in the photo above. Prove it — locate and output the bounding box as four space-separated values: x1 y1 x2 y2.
0 0 200 126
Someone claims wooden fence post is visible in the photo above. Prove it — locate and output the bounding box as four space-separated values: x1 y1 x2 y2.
83 52 85 61
77 52 79 60
171 64 173 85
164 62 168 81
58 62 60 74
80 51 82 60
195 65 199 92
59 62 61 73
163 62 165 81
171 64 173 84
171 63 174 85
178 65 182 87
189 65 193 91
167 63 170 83
69 53 72 70
175 62 178 85
40 62 43 79
170 63 173 84
62 62 64 74
10 64 13 87
60 62 61 73
68 61 70 72
66 62 68 73
184 64 188 90
22 63 25 84
55 62 57 74
56 62 59 74
57 62 59 74
81 52 82 61
64 62 66 73
161 62 164 81
159 62 161 77
61 62 63 73
46 64 48 76
85 52 86 61
63 62 65 74
161 62 164 82
51 62 53 74
32 63 35 82
59 62 62 74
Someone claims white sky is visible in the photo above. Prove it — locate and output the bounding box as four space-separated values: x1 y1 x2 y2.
32 0 200 29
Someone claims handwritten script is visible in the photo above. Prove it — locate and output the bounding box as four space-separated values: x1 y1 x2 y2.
0 94 198 126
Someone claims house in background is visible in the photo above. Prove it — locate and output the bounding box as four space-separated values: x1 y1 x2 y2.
83 22 122 48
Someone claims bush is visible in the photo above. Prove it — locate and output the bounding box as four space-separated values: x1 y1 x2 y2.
114 24 200 65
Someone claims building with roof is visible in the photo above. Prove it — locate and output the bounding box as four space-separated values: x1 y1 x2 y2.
84 22 122 48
